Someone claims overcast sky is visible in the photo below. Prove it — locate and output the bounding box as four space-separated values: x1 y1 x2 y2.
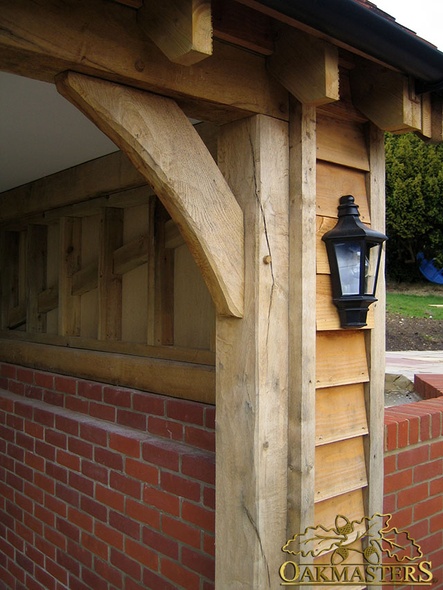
373 0 443 50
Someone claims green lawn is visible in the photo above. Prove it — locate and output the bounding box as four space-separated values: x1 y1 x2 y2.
386 292 443 320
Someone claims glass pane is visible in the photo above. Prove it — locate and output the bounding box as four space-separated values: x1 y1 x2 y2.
365 243 381 295
334 242 361 295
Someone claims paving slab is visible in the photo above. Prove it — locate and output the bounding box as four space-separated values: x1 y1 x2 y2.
386 350 443 382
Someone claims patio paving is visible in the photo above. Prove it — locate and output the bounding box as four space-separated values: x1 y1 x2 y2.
386 350 443 383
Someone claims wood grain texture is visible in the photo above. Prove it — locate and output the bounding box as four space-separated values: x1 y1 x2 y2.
137 0 212 65
0 337 215 402
316 331 369 389
0 0 288 123
216 115 289 588
56 72 245 317
269 25 339 106
317 115 370 171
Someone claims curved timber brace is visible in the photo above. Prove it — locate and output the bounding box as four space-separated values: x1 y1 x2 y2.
56 71 244 318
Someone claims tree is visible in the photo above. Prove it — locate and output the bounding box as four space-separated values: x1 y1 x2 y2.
385 132 443 282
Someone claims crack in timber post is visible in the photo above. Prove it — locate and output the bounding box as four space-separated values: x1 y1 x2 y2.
248 133 276 348
243 503 271 588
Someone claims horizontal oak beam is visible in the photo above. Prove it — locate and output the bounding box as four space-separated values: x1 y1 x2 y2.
0 337 215 403
0 0 288 123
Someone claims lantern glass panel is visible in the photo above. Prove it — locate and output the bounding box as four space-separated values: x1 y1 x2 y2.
334 241 362 295
364 243 382 296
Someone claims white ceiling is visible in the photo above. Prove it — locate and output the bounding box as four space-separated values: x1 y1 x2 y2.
0 72 118 194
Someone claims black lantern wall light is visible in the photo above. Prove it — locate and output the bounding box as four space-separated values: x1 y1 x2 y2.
322 195 387 329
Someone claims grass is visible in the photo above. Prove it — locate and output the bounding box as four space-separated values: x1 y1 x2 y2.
386 292 443 320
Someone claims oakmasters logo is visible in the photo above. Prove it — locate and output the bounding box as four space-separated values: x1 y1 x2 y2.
279 514 433 586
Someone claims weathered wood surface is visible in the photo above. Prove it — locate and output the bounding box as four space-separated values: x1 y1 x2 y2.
314 489 365 529
317 115 370 171
137 0 213 66
316 384 368 446
58 217 81 336
364 124 387 519
269 26 339 106
316 331 369 389
288 100 317 538
316 161 370 220
0 337 215 402
57 72 245 318
26 225 47 333
315 437 368 502
216 115 289 588
0 0 288 123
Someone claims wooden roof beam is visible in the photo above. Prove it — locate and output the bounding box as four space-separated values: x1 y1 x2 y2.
137 0 213 66
350 63 433 137
56 72 244 318
0 0 287 124
268 26 339 106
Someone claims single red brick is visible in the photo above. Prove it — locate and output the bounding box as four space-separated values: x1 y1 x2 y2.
415 495 443 522
95 521 124 551
14 401 33 419
126 498 160 529
46 462 68 484
45 429 67 450
116 409 146 431
33 407 55 428
181 501 215 533
142 440 180 472
15 490 33 514
34 472 54 494
397 445 429 470
35 564 56 590
65 397 89 414
35 439 55 461
45 556 68 585
148 416 183 441
6 413 23 430
384 468 413 494
24 385 43 400
17 368 34 384
396 419 409 448
34 372 54 389
110 548 142 580
384 454 396 475
81 531 108 560
43 391 65 407
162 516 201 549
15 462 33 483
414 458 443 483
96 484 125 512
24 512 43 536
8 381 25 396
68 437 93 460
44 493 66 518
420 413 431 441
184 426 215 452
203 533 215 558
161 471 200 502
77 380 102 401
167 399 204 426
89 402 115 422
125 458 158 485
55 416 79 436
81 459 108 485
133 392 165 416
79 423 107 447
54 376 76 395
109 431 141 458
25 450 45 472
161 557 200 590
55 482 79 508
430 512 443 533
56 516 80 543
68 506 93 533
45 526 66 551
109 511 140 540
67 538 92 568
430 475 443 496
34 504 55 527
103 387 132 408
143 486 180 516
94 447 123 471
181 451 215 485
125 538 158 570
397 482 428 509
142 527 179 560
203 486 215 510
110 472 141 500
69 471 94 497
384 419 397 452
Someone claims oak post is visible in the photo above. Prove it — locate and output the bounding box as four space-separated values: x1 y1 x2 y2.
216 115 289 588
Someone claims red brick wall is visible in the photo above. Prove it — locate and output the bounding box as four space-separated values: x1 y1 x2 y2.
384 382 443 590
0 363 215 590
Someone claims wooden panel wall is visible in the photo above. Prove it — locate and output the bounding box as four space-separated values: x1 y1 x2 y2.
0 154 215 401
314 110 381 540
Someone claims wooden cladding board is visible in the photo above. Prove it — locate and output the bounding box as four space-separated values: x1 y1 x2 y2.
316 115 369 171
316 383 368 446
314 489 366 530
316 331 369 389
315 437 368 503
